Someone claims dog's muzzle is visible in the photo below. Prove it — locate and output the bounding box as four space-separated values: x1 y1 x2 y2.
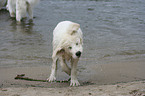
75 51 81 58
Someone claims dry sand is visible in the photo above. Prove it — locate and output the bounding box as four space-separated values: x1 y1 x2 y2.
0 60 145 96
0 81 145 96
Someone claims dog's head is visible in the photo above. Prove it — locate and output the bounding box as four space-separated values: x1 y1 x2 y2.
53 23 83 59
56 37 83 59
65 36 83 59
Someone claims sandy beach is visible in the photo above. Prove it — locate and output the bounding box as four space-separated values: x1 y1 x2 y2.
0 60 145 96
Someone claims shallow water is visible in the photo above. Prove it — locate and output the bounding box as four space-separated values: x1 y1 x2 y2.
0 0 145 68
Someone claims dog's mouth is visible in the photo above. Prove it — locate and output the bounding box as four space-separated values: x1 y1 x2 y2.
77 55 81 58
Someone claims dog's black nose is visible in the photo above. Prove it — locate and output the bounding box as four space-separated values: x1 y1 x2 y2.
76 51 81 57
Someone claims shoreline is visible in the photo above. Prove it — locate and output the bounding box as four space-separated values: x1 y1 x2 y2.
1 60 145 87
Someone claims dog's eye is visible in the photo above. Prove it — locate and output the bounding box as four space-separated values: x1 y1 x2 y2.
76 43 78 45
68 47 72 49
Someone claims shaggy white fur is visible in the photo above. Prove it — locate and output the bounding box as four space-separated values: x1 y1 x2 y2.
48 21 83 86
7 0 39 22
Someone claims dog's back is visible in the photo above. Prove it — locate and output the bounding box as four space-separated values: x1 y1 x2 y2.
53 21 72 37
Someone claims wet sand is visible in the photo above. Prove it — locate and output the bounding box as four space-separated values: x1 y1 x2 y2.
0 60 145 95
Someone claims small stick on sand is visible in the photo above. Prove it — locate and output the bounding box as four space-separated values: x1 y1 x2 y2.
15 74 70 83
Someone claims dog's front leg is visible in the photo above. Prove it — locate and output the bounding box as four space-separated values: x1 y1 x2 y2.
48 57 58 82
70 58 80 86
59 57 71 76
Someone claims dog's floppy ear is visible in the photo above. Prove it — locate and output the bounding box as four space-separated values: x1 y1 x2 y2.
68 23 80 35
52 47 65 58
56 48 65 55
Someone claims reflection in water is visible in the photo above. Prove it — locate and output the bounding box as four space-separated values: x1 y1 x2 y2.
10 19 34 34
0 18 51 67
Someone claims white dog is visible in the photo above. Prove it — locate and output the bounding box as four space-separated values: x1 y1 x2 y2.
48 21 83 86
7 0 39 22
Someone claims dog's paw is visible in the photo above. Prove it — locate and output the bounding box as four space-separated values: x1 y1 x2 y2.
70 79 80 86
47 75 56 82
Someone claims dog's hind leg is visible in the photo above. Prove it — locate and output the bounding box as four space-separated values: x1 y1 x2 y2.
59 57 71 76
48 57 58 82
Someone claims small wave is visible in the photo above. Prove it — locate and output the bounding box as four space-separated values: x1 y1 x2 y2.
103 50 145 58
116 50 145 56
